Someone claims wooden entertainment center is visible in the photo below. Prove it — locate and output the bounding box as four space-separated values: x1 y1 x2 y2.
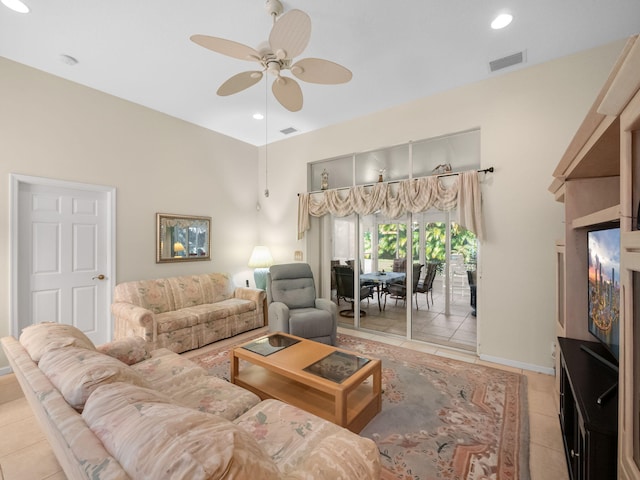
558 337 617 480
550 35 640 480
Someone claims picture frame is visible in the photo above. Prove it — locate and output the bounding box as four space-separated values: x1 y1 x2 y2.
156 213 211 263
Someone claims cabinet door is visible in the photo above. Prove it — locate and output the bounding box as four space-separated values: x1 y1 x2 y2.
560 362 579 480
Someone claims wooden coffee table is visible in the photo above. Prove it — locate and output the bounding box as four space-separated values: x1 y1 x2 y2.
230 332 381 433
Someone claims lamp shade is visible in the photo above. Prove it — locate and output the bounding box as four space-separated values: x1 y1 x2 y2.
248 246 273 268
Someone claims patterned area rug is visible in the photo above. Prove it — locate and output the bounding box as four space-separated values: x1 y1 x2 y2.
189 333 530 480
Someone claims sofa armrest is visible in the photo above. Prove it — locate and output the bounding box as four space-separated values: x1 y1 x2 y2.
235 287 267 326
282 429 381 480
267 302 290 333
111 302 156 344
97 336 151 365
315 298 337 316
234 287 265 304
315 298 337 343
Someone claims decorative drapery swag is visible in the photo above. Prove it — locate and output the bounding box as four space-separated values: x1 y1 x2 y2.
298 170 484 241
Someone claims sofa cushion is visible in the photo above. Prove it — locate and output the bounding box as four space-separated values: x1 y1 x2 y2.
184 298 256 324
132 348 260 420
235 399 380 478
155 310 199 333
19 322 96 362
113 277 176 314
166 273 236 310
83 383 280 480
97 336 151 365
39 347 151 411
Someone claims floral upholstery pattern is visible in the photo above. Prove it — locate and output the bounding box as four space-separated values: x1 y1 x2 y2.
97 336 150 365
2 323 381 480
132 348 260 420
83 383 280 480
1 336 129 479
19 322 96 362
235 399 381 479
112 273 265 354
39 346 151 411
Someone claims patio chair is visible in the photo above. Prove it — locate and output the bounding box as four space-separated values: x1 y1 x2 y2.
468 270 477 316
415 262 438 309
334 265 374 317
384 263 422 309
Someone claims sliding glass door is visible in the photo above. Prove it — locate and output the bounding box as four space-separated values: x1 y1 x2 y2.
411 211 477 349
329 210 477 351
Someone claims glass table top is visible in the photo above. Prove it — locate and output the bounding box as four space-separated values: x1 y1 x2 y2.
303 350 370 384
242 334 300 356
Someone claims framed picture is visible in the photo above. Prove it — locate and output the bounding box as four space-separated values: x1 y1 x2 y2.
156 213 211 263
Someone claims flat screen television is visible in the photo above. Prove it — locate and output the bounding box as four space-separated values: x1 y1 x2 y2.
587 225 620 362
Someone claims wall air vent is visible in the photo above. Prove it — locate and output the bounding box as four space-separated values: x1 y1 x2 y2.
280 127 298 135
489 51 526 72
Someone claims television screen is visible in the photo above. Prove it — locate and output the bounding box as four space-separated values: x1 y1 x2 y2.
587 226 620 361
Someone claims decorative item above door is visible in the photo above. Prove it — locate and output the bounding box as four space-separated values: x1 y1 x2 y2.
156 213 211 263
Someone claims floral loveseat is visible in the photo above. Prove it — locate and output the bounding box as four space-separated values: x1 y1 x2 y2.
1 323 381 479
112 273 266 353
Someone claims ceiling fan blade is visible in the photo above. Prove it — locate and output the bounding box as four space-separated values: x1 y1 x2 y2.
190 35 261 62
272 76 303 112
269 9 311 60
217 71 263 96
291 58 353 84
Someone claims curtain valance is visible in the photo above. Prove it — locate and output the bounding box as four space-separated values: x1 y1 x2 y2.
298 170 484 241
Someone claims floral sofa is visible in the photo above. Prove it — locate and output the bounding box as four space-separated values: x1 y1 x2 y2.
1 323 381 479
112 273 266 353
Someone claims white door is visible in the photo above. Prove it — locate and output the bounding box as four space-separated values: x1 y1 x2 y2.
12 176 115 345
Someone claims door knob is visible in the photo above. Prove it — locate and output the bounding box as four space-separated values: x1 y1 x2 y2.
92 274 105 280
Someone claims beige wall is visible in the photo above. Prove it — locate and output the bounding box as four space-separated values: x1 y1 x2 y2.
258 40 626 371
0 57 260 370
0 39 626 373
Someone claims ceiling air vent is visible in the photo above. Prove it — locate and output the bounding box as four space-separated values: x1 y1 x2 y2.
280 127 298 135
489 51 525 72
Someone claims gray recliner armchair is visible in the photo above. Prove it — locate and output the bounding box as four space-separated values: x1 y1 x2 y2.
266 263 337 345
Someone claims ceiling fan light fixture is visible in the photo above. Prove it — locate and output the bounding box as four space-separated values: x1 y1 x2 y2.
2 0 29 13
190 4 351 112
267 62 281 76
491 13 513 29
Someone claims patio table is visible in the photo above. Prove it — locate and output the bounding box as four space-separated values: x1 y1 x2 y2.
359 271 405 311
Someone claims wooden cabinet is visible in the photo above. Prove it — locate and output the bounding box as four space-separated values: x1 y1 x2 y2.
550 35 640 479
558 337 618 480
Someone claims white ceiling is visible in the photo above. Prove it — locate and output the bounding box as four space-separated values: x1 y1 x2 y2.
2 1 640 146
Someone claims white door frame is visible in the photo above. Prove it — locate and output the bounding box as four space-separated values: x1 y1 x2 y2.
10 174 117 339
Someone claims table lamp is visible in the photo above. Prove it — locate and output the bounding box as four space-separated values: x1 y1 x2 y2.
173 242 185 258
248 246 273 290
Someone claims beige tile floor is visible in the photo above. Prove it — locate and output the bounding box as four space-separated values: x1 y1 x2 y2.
0 327 568 480
336 277 478 352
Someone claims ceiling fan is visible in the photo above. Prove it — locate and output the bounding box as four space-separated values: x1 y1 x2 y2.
190 0 352 112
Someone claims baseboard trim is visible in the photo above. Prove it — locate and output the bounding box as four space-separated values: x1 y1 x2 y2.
0 366 13 376
479 353 555 375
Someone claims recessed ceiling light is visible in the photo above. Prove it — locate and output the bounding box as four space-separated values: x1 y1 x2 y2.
253 113 264 120
2 0 29 13
491 13 513 29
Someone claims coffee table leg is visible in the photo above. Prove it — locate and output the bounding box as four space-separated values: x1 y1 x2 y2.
336 393 347 427
374 366 382 411
230 351 239 383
